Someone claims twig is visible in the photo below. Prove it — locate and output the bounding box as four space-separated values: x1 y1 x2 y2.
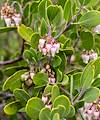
60 86 70 96
73 89 85 105
54 6 83 39
0 39 25 66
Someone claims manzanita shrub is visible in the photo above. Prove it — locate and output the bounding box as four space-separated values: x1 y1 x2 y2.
0 0 100 120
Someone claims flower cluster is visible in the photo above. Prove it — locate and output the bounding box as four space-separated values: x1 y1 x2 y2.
38 36 60 57
93 25 100 34
41 64 56 84
80 98 100 120
81 50 98 64
42 95 52 109
1 3 21 27
21 71 34 87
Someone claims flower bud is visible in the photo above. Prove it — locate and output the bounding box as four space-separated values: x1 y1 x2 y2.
46 64 50 70
25 79 32 86
42 96 48 104
49 77 56 84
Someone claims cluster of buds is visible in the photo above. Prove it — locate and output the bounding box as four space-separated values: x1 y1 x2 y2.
80 98 100 120
1 3 21 27
38 36 60 57
81 50 98 64
93 25 100 34
21 71 35 87
41 64 56 84
42 95 52 109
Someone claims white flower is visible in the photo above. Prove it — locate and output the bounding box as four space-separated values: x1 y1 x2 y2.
93 25 100 34
87 109 93 115
21 74 28 81
49 77 56 84
39 39 46 48
42 48 47 55
81 54 90 64
30 72 35 79
42 96 48 104
90 52 98 60
53 43 60 53
4 17 11 27
84 103 92 109
94 111 100 119
46 44 52 53
12 16 21 26
50 47 57 57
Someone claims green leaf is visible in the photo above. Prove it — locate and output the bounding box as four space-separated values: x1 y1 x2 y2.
80 32 94 50
38 0 52 18
3 70 27 91
64 0 71 22
51 85 60 102
52 113 60 120
23 50 37 63
57 0 67 8
73 72 82 90
4 101 21 115
66 105 75 118
53 95 70 112
33 72 48 86
60 47 74 56
92 77 100 87
79 0 91 5
51 105 66 119
47 5 63 25
61 74 69 86
26 97 44 119
83 87 100 102
3 66 27 76
56 69 62 82
51 55 62 68
78 10 100 27
39 107 51 120
31 33 40 49
80 62 94 89
93 57 100 76
40 18 48 36
44 85 52 94
30 1 39 13
0 26 16 33
13 89 30 106
17 24 33 42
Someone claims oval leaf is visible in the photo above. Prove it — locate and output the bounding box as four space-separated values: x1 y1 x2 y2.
25 97 44 119
4 101 21 115
83 87 100 102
